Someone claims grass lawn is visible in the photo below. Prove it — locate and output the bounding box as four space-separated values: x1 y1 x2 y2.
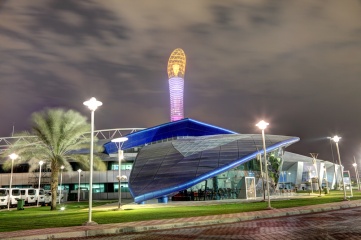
1 190 360 232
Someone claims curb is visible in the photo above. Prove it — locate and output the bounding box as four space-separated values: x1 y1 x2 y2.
5 200 361 240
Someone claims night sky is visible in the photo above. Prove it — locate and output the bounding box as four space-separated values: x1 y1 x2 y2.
1 1 361 170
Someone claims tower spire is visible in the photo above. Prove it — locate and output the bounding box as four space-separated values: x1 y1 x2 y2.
167 48 186 122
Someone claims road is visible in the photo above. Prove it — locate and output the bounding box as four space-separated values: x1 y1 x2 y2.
74 206 361 240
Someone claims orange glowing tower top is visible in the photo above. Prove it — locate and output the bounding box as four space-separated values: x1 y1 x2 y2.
167 48 186 122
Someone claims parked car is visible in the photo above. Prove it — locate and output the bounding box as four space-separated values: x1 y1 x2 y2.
35 189 45 206
20 188 37 205
0 188 8 208
5 188 21 207
44 190 63 205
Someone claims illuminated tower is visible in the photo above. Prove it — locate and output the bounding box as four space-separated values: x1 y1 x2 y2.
167 48 186 122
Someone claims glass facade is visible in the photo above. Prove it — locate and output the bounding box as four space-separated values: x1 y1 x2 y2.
110 162 133 171
185 148 284 199
129 133 298 203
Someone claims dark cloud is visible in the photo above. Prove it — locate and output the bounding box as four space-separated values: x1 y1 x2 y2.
1 0 361 171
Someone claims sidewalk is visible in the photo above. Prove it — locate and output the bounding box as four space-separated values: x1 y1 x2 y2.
3 197 361 240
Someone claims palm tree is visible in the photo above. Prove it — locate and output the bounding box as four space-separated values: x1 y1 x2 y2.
1 108 106 210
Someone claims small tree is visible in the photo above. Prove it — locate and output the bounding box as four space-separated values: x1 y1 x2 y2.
268 155 281 189
1 108 106 210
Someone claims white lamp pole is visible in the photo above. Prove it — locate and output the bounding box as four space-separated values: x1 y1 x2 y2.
256 120 272 209
327 137 337 189
308 167 314 194
310 153 322 196
353 157 361 191
331 135 347 201
37 161 44 207
111 137 128 210
257 153 265 201
77 169 82 202
324 165 329 190
83 97 102 225
8 153 18 210
59 165 64 204
352 162 360 191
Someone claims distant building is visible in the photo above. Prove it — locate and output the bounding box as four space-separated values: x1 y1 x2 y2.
0 119 343 203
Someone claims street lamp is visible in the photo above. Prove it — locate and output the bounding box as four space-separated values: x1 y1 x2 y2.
307 167 314 194
327 137 337 189
352 160 360 191
59 165 65 204
331 135 347 201
83 97 102 225
310 153 322 196
256 120 273 209
323 165 329 190
256 153 265 201
77 169 82 202
111 137 128 210
8 153 18 210
37 160 44 207
116 175 128 209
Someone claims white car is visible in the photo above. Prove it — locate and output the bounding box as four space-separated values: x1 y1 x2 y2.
0 188 8 208
20 188 37 205
35 189 46 205
5 188 21 207
44 191 63 205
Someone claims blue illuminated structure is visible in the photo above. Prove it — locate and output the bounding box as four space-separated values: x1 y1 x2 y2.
103 118 237 154
104 118 299 204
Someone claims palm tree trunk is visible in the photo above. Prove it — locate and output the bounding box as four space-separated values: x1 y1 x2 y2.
50 167 59 210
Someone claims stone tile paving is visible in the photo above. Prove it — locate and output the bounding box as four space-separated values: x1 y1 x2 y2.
3 199 361 240
89 207 361 239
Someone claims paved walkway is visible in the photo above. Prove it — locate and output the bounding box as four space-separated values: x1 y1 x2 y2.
86 206 361 239
3 196 361 240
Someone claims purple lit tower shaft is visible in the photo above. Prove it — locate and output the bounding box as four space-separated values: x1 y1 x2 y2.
169 77 184 122
167 48 186 122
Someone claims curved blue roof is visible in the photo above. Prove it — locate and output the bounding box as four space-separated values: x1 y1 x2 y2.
103 118 237 154
129 134 300 203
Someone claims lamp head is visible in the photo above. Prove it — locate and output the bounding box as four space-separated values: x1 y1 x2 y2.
60 165 65 170
353 163 357 167
331 135 341 143
77 169 82 173
116 175 128 181
120 175 128 181
111 137 129 143
83 97 102 111
256 120 269 130
39 160 44 166
9 153 18 160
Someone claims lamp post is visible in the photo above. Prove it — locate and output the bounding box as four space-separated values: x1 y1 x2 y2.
308 167 314 194
331 135 347 201
256 153 265 201
83 97 102 225
59 165 64 204
111 137 128 210
323 165 329 190
77 169 82 202
327 137 337 189
37 161 44 207
310 153 322 196
116 175 128 208
256 120 272 209
352 161 360 191
8 153 18 210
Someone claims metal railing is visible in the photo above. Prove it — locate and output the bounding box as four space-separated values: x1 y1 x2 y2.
0 128 145 153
